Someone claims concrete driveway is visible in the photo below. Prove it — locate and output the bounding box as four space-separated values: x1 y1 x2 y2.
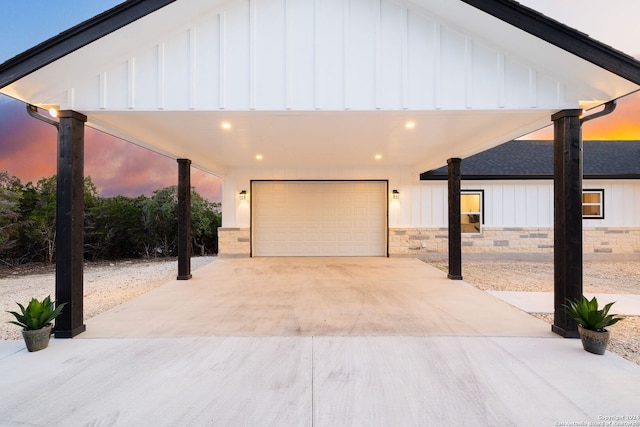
1 257 639 426
81 257 549 338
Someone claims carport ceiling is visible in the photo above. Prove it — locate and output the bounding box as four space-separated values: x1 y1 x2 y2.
87 110 554 175
2 0 640 176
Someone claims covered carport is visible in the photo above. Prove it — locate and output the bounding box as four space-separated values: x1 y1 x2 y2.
1 0 640 339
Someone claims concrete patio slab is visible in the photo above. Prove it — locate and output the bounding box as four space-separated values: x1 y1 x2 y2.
0 337 311 426
2 257 638 426
0 340 24 360
313 336 640 426
488 291 640 314
81 257 551 338
1 335 639 426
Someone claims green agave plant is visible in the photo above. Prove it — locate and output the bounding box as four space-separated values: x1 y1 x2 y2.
6 295 67 331
563 295 623 332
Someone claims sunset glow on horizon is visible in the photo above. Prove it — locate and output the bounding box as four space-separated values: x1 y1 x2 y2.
524 92 640 140
0 97 222 202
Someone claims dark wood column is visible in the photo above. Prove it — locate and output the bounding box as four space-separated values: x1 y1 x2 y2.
552 109 583 338
55 111 87 338
177 159 192 280
447 158 463 280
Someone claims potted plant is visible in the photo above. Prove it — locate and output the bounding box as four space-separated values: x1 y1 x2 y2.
6 295 66 352
563 296 623 355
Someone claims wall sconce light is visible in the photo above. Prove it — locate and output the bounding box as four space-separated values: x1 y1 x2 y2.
239 190 247 200
392 189 400 199
26 104 59 129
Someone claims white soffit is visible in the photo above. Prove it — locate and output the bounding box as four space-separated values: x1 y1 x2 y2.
2 0 639 175
87 109 553 175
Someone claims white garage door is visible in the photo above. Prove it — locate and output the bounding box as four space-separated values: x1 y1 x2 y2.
252 181 387 256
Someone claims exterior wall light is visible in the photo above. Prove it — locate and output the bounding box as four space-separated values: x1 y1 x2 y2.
239 190 247 200
392 189 400 199
26 104 59 129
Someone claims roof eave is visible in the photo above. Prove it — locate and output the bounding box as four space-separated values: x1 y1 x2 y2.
461 0 640 86
0 0 177 89
3 0 640 94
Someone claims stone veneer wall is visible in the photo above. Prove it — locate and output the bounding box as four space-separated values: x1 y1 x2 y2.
218 227 251 257
389 227 640 256
218 226 640 257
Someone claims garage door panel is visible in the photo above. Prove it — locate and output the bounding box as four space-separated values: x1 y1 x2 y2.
253 181 387 256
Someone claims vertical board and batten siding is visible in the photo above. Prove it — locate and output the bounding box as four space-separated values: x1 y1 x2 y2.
48 0 579 112
225 170 640 229
223 166 408 228
387 180 640 229
599 180 640 226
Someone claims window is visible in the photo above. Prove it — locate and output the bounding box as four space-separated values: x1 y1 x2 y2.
583 189 604 219
461 191 483 233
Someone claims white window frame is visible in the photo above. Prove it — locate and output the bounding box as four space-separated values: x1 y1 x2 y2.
583 189 604 219
461 190 484 234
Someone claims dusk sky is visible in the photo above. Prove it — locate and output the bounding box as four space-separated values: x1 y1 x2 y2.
1 1 639 203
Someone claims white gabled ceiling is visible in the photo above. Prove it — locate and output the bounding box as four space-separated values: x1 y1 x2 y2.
1 0 638 176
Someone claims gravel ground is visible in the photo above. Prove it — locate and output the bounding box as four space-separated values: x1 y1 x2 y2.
2 257 638 366
429 260 640 366
1 256 214 340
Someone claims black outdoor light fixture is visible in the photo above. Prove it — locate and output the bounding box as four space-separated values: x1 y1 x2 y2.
392 189 400 199
239 190 247 200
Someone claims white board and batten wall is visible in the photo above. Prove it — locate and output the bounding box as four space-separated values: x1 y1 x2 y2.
398 179 640 228
223 167 408 257
225 172 640 231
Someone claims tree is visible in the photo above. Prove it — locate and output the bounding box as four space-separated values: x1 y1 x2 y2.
85 195 148 259
191 193 221 255
24 176 57 264
143 186 179 257
0 172 221 265
142 186 221 257
0 172 24 265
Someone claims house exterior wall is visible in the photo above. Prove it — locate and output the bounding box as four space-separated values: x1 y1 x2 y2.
219 172 640 257
389 227 640 256
218 227 251 258
30 0 590 113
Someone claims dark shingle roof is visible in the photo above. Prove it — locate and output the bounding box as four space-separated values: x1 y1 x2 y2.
420 140 640 180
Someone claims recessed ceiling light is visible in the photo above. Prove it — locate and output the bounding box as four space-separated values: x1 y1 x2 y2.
405 121 415 129
375 154 382 160
221 122 232 130
256 154 263 160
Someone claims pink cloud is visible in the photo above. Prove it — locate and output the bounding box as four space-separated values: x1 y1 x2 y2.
0 97 221 202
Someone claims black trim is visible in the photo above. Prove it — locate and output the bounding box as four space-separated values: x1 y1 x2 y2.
461 0 640 86
0 0 177 89
583 188 605 220
461 189 485 230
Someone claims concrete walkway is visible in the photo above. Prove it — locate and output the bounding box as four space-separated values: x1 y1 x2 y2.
1 257 639 426
489 291 640 315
